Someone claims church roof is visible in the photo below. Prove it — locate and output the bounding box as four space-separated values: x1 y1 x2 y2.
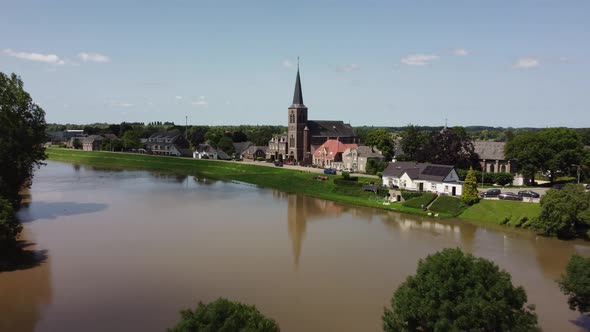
473 141 506 160
306 120 357 138
291 69 305 108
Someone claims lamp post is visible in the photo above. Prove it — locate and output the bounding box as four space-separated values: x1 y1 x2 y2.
482 159 486 188
572 164 581 184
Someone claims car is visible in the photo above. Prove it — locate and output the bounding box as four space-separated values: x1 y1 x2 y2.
552 183 566 190
323 168 337 175
273 161 283 167
498 192 523 201
517 190 540 198
480 189 501 198
341 168 353 173
586 183 590 190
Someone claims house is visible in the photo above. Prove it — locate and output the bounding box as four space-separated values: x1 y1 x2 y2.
193 143 218 159
342 146 385 173
382 161 463 196
311 139 357 169
267 135 288 161
145 132 190 157
473 141 524 185
83 135 105 151
233 141 253 159
241 145 268 160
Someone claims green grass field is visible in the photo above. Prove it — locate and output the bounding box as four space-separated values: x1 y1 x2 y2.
429 196 467 217
458 199 541 225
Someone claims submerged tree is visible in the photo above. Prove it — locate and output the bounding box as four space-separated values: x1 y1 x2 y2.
0 72 47 207
168 298 280 332
559 255 590 314
531 184 590 238
383 248 539 332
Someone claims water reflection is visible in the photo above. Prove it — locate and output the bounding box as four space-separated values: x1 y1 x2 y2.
19 201 108 222
0 230 52 332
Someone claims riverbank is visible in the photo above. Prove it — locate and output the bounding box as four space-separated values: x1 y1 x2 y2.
45 148 541 225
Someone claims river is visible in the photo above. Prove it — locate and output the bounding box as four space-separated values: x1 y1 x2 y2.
1 161 589 331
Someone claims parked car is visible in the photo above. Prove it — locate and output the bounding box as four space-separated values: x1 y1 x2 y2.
498 192 523 201
552 183 566 190
342 168 353 173
480 189 501 198
586 183 590 191
324 168 337 175
273 161 283 167
517 190 540 198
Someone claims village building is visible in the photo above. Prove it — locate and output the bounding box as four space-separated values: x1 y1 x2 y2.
82 135 105 151
271 64 358 164
145 132 191 157
241 145 268 160
311 139 358 169
473 141 515 173
382 161 463 197
342 146 386 173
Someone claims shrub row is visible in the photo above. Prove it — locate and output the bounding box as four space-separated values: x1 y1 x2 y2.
456 169 514 186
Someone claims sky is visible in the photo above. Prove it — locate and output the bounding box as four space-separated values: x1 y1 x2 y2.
1 0 589 127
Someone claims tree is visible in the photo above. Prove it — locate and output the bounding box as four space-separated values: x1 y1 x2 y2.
383 248 538 332
558 255 590 314
122 130 142 150
399 125 428 161
73 138 83 149
461 167 479 205
531 184 590 238
425 127 478 169
217 136 236 155
168 298 280 332
365 129 394 160
0 73 47 206
540 128 585 183
0 197 21 249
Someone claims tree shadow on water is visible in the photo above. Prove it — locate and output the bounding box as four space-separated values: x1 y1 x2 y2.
19 201 108 222
570 315 590 331
0 241 48 272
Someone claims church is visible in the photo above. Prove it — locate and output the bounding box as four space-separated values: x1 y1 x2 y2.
267 65 359 164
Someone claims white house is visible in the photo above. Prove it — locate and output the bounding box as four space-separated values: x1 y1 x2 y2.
382 161 463 196
193 143 218 159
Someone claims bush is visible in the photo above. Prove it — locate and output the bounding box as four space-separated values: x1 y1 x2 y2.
558 255 590 314
256 157 265 161
401 190 422 200
376 171 383 178
168 298 279 332
334 179 361 187
456 169 514 186
500 216 511 225
342 171 350 180
383 248 538 332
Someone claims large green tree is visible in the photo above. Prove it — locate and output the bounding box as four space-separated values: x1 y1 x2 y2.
365 128 394 160
425 127 478 169
383 248 539 332
0 72 47 206
399 125 428 161
531 184 590 238
168 298 280 332
0 197 21 249
558 255 590 314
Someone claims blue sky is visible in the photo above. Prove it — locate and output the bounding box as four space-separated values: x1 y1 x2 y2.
1 0 589 127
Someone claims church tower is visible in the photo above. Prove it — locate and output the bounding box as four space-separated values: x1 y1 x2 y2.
287 63 308 162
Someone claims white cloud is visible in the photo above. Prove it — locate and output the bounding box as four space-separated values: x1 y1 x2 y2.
282 59 295 69
191 96 208 108
3 49 65 65
78 52 111 63
338 64 361 72
175 96 183 100
513 57 540 69
117 102 134 107
401 54 440 66
454 48 468 56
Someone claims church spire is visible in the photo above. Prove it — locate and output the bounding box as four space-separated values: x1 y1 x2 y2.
292 58 305 107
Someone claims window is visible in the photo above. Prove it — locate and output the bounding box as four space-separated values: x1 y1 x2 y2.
431 184 436 190
290 135 294 147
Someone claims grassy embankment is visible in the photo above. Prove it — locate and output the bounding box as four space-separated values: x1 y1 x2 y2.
46 148 543 224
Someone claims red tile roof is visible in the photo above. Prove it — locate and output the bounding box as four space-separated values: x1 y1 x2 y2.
313 139 358 158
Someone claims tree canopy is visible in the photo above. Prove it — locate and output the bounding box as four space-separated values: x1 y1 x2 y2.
558 255 590 314
168 298 280 332
0 72 47 206
383 248 538 332
365 128 394 160
461 167 479 205
531 184 590 238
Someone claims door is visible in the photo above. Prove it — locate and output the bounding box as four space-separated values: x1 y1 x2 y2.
452 186 456 196
419 183 424 191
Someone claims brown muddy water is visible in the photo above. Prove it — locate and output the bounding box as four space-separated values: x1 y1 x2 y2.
1 161 589 332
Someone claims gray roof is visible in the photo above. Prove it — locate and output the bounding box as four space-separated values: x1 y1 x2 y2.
149 132 181 139
233 141 252 155
306 120 357 138
83 135 104 143
217 150 231 160
195 143 216 154
473 141 506 160
291 69 305 108
345 146 384 159
383 161 456 182
242 145 267 155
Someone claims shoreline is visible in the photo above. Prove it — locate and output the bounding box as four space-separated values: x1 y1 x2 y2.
45 148 545 236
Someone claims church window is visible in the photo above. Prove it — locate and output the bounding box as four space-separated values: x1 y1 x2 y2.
290 135 294 146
